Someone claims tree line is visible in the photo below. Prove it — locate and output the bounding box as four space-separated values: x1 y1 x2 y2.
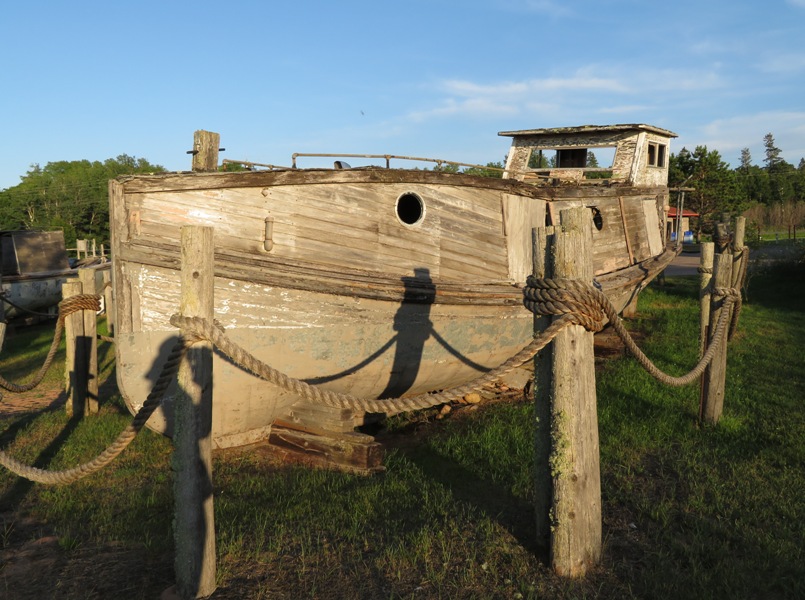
0 156 165 248
1 132 803 248
669 133 805 238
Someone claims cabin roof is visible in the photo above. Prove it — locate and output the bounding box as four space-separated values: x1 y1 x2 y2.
498 123 678 139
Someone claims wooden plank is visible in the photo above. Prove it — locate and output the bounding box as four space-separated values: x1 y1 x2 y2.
173 225 217 598
618 196 635 265
503 194 546 282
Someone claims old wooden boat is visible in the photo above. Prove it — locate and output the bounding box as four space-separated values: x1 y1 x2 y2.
0 230 75 321
0 230 110 324
109 123 677 459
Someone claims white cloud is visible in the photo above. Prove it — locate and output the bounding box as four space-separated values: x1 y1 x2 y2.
497 0 574 17
403 66 724 127
787 0 805 7
695 111 805 165
757 53 805 74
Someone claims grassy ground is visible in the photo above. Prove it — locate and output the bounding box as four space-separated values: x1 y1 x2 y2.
0 262 803 599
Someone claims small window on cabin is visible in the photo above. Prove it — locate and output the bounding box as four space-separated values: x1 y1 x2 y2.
527 147 616 179
648 142 667 168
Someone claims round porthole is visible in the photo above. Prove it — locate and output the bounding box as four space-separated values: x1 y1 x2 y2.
590 206 603 231
396 192 425 226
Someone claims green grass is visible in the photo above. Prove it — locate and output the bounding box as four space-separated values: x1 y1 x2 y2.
1 267 804 599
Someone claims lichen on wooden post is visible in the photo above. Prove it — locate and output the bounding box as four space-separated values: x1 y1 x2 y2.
173 225 217 599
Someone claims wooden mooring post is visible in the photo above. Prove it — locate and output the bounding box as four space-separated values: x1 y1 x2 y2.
532 206 601 577
171 225 217 599
63 277 98 416
78 269 99 414
699 216 745 424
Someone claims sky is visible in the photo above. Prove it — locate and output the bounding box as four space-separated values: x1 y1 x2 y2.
1 0 804 190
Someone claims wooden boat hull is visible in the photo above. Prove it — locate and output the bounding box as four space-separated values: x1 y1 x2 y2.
110 168 672 447
1 274 67 319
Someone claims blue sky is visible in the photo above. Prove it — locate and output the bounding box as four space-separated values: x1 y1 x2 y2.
1 0 804 189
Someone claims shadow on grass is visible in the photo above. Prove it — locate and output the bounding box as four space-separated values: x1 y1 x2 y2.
0 394 82 511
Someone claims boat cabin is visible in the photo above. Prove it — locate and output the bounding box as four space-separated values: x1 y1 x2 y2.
1 230 70 276
499 123 677 186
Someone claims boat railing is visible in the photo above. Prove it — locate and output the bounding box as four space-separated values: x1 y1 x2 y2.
288 152 525 174
223 154 627 185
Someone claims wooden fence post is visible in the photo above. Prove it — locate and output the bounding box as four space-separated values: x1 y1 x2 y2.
173 225 216 599
63 281 87 417
698 243 715 355
731 217 746 289
191 131 220 173
78 269 99 414
700 226 734 425
532 226 555 552
547 207 601 577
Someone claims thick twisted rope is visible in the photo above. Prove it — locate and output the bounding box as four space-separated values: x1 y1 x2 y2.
0 295 101 398
524 276 740 386
170 314 575 417
0 314 569 484
0 335 188 484
1 272 745 484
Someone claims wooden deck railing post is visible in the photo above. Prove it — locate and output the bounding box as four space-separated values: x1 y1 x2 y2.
63 280 87 417
540 207 601 577
78 269 99 414
173 225 217 599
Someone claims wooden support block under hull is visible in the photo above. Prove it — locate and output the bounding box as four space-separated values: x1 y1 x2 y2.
266 420 385 475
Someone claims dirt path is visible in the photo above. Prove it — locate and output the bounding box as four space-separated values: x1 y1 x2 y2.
0 385 66 420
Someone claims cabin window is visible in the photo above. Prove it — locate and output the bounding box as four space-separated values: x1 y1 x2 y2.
527 147 616 179
396 192 425 226
590 206 603 231
648 142 667 168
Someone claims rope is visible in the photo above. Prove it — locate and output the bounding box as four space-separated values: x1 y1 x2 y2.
0 336 188 484
0 294 59 318
0 295 101 398
169 314 576 416
0 272 746 485
524 275 741 387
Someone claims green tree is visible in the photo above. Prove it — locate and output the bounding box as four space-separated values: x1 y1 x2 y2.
0 155 164 246
763 133 797 205
669 146 741 237
463 161 505 178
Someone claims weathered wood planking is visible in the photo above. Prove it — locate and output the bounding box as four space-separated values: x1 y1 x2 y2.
126 181 514 282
